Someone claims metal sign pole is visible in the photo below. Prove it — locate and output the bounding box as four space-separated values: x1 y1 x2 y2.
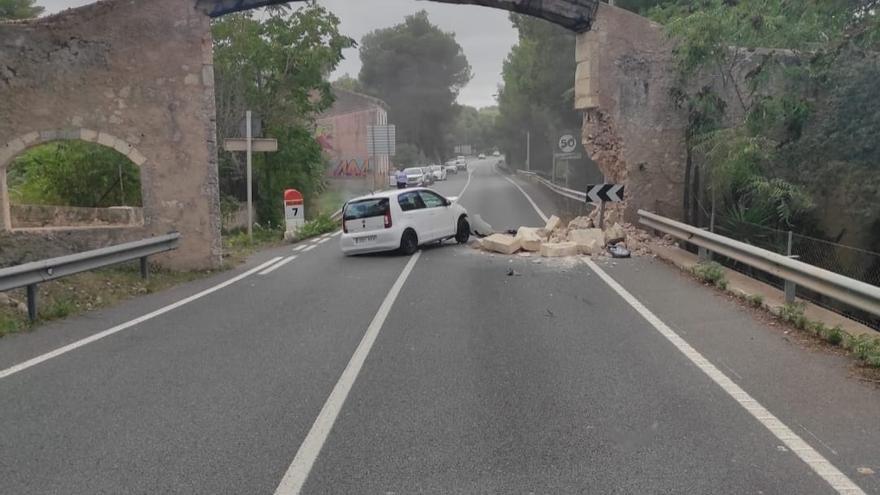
598 200 606 230
246 110 253 240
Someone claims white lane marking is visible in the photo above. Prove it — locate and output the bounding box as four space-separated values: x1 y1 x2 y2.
258 255 298 275
316 237 330 245
0 256 285 381
331 231 341 237
501 175 548 223
302 245 316 252
274 252 422 495
456 169 474 202
583 258 865 495
292 245 307 252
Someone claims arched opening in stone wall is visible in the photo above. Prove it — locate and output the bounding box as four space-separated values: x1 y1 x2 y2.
0 131 147 231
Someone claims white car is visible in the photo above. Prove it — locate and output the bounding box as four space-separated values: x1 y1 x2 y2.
428 165 447 181
455 157 467 171
404 167 429 187
444 164 458 175
493 150 501 157
340 188 470 255
478 153 486 159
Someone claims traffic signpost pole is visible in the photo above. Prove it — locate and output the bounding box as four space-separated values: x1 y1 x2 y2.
246 110 253 240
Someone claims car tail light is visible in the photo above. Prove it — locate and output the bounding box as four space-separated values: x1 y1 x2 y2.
384 209 392 228
342 213 348 233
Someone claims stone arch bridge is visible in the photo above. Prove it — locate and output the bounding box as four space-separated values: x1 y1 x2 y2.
1 0 687 268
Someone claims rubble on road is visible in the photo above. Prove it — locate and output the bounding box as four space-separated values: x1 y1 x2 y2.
470 209 665 259
515 227 547 252
481 233 521 255
469 214 494 237
540 241 579 257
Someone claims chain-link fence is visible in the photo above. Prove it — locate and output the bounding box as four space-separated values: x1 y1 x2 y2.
687 213 880 329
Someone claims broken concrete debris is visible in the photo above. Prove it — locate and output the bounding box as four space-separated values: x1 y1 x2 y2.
544 215 562 232
469 214 494 237
605 222 626 244
480 233 521 255
515 227 547 252
540 241 579 257
567 215 594 230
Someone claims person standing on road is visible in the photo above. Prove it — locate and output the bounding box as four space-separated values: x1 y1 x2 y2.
395 167 407 189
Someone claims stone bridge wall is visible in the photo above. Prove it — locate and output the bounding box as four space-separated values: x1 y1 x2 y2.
0 0 220 269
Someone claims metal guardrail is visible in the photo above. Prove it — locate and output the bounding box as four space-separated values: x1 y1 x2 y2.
0 233 181 321
638 210 880 318
516 170 587 202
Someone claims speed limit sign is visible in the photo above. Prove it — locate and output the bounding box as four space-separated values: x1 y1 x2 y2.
558 134 577 153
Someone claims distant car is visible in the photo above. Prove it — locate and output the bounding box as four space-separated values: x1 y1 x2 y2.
428 164 447 181
341 188 470 255
403 167 429 187
493 150 501 157
455 156 467 171
478 153 486 159
421 167 435 185
444 164 458 175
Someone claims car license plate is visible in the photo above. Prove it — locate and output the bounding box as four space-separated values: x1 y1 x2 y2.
355 235 377 244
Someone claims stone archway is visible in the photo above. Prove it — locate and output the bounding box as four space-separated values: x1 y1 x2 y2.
0 129 148 231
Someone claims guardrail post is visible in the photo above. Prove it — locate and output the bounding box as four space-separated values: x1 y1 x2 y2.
698 228 712 262
140 256 149 280
26 284 37 322
784 230 796 304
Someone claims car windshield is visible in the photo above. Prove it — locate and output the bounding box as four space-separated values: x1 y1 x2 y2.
10 1 880 493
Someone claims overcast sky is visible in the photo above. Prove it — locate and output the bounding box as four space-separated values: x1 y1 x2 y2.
37 0 517 108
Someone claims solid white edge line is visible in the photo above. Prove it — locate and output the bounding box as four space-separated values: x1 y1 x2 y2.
0 256 285 381
302 245 316 252
273 251 422 495
293 245 307 252
583 258 865 495
258 255 298 275
500 174 548 223
331 231 341 237
504 171 864 495
456 169 474 202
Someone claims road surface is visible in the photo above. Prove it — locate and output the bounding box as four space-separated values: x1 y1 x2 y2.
1 158 878 494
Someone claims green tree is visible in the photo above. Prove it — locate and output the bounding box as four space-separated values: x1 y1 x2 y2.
358 11 472 161
8 141 141 207
0 0 43 20
212 4 354 225
495 14 582 174
332 74 363 93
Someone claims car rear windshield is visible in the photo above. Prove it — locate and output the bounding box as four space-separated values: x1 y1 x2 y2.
404 167 422 174
344 198 389 220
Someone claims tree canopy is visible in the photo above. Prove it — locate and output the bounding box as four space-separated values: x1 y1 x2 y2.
0 0 43 20
212 4 353 226
358 11 471 161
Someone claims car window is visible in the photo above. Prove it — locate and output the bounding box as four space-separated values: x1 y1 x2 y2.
343 198 389 220
404 167 422 174
418 191 446 208
398 191 426 211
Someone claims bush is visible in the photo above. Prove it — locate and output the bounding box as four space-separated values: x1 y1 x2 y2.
692 261 728 289
745 293 763 308
295 213 338 239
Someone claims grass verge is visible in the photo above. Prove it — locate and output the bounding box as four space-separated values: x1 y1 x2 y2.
0 262 210 338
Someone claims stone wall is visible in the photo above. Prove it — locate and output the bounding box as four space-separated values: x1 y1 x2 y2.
0 227 150 268
0 0 221 269
575 3 687 222
10 205 143 229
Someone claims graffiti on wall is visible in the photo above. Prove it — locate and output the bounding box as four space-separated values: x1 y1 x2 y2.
330 158 373 177
315 123 335 153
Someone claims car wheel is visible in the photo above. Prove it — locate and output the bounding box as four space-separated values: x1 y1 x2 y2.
455 216 470 244
400 229 418 255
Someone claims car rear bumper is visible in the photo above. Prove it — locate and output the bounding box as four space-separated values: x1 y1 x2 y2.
340 229 402 255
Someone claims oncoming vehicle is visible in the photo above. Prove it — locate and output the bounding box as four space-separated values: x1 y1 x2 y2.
478 153 486 159
493 150 501 157
404 167 429 187
428 165 447 181
340 189 470 255
455 156 467 171
444 163 458 175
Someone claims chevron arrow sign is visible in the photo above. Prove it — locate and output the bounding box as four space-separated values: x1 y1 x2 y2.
586 184 625 203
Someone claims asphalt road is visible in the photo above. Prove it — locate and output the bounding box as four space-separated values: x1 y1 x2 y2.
0 158 878 494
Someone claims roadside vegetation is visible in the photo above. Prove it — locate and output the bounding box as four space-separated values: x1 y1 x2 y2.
0 263 208 337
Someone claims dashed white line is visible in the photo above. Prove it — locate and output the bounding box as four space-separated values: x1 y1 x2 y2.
583 258 865 495
273 252 422 495
506 169 864 495
316 237 330 245
331 231 341 237
258 255 297 275
302 245 316 252
0 256 285 381
292 245 307 252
